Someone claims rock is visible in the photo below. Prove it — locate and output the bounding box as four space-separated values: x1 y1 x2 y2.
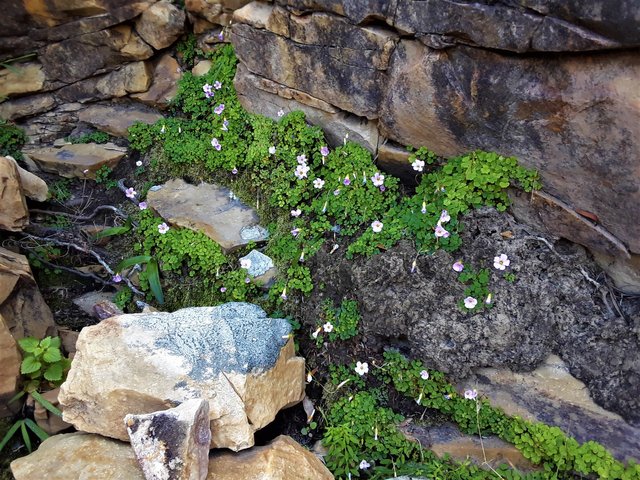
0 313 21 417
57 327 79 357
10 432 145 480
302 208 640 426
192 60 212 77
59 304 305 450
26 143 126 179
125 399 211 480
40 25 153 84
231 8 396 119
72 291 118 318
239 250 274 278
4 156 48 202
0 155 28 231
185 0 223 24
400 422 537 472
146 179 269 253
591 251 640 295
0 93 56 121
27 388 72 435
208 435 333 479
235 64 379 153
233 1 273 29
376 141 414 184
0 62 45 98
379 41 640 254
77 102 163 138
466 355 640 462
0 246 56 340
136 1 186 50
130 54 182 109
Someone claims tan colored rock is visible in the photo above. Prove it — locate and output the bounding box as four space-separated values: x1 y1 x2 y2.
235 64 378 153
26 143 126 179
0 93 56 121
209 435 333 479
376 142 415 184
130 54 181 109
466 355 640 462
136 1 186 50
10 432 145 480
147 179 269 253
4 156 48 202
59 304 305 451
96 61 153 97
125 399 211 480
57 327 79 357
26 388 72 435
192 60 212 77
185 0 223 24
0 155 28 231
0 313 21 417
592 251 640 295
77 103 163 138
0 62 44 98
0 246 56 340
233 1 273 29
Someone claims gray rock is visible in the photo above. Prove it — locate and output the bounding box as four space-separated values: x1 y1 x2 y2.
125 399 211 480
59 303 306 450
302 208 640 429
239 250 274 277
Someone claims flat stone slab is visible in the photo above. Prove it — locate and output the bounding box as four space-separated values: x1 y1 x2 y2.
26 144 126 179
78 103 164 137
147 179 268 253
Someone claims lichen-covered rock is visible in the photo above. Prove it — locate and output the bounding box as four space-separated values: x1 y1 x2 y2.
303 208 640 427
125 399 211 480
59 304 305 450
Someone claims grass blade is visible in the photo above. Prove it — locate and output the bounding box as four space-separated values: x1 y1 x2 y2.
24 418 49 442
146 258 164 304
116 255 151 272
0 420 22 452
30 391 62 417
20 422 31 452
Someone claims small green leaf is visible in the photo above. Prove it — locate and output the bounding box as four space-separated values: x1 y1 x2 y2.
20 422 32 452
17 337 39 353
49 337 61 349
42 347 62 363
39 337 51 349
31 391 62 417
116 255 152 272
24 418 49 441
44 363 63 382
21 356 41 375
94 223 131 240
146 258 164 305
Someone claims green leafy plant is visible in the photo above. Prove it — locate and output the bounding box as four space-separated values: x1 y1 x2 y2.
17 337 70 392
458 267 492 312
68 131 110 144
115 255 164 304
47 178 72 204
94 165 118 189
314 299 361 344
0 418 49 454
0 121 27 160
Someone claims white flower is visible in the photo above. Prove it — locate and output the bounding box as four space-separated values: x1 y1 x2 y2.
371 172 385 187
371 220 383 233
240 258 252 270
464 296 477 309
277 109 285 117
313 178 325 189
294 164 310 179
485 293 493 304
434 225 450 238
135 160 143 167
296 154 307 164
438 210 451 224
493 253 510 270
420 370 429 380
359 460 371 470
412 159 425 172
323 322 333 333
354 361 369 376
311 326 321 339
158 222 169 234
160 125 165 134
464 389 478 400
268 146 276 155
291 208 302 217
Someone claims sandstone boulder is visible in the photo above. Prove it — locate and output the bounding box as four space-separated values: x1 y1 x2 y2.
59 304 305 450
209 435 333 479
146 179 269 253
26 143 126 179
77 103 163 138
0 156 28 231
0 246 56 340
125 399 211 480
130 53 182 109
136 1 186 50
4 156 49 202
0 63 45 98
11 432 144 480
0 313 21 417
0 93 57 121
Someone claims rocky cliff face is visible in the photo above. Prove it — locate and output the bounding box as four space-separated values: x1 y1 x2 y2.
230 1 640 293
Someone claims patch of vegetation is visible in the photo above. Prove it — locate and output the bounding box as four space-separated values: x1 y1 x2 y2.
67 131 110 144
94 165 118 189
47 178 72 204
0 121 27 160
313 299 361 344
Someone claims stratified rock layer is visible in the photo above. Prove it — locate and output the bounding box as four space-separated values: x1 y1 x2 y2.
59 304 305 451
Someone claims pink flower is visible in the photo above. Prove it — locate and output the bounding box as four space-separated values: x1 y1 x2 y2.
464 389 478 400
211 138 221 150
214 104 225 115
320 146 329 156
420 370 429 380
371 220 383 233
464 297 477 309
434 225 450 238
138 202 147 210
313 178 325 189
493 254 510 270
452 261 464 272
291 208 302 217
220 286 227 293
112 274 122 283
439 210 451 224
296 154 307 164
214 81 222 89
343 176 351 186
294 164 310 179
231 167 238 174
371 172 384 187
125 187 137 199
291 228 300 237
